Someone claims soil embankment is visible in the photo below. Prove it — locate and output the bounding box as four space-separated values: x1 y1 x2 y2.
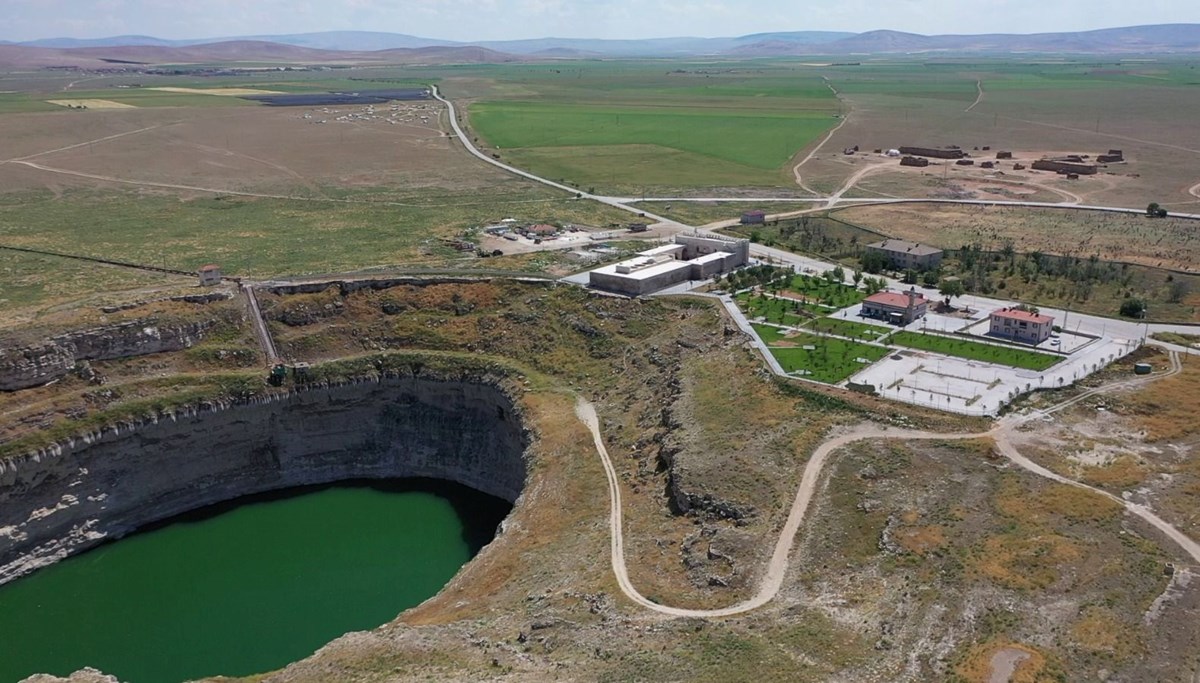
0 373 529 585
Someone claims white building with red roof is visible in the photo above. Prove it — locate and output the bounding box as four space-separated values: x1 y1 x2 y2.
989 307 1055 344
861 288 929 325
198 264 222 287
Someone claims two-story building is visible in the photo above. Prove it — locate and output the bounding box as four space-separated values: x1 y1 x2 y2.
865 239 943 271
989 308 1055 344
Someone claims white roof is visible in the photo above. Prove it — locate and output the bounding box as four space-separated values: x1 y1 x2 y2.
639 244 685 257
592 258 693 281
691 252 728 265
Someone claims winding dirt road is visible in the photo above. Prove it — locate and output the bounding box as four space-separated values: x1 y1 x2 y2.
576 347 1198 618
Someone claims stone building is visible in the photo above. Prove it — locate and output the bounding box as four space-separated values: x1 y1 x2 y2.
198 264 222 286
865 239 943 271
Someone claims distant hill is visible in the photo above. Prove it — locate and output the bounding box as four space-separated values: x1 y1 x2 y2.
4 24 1200 63
0 42 524 68
810 24 1200 54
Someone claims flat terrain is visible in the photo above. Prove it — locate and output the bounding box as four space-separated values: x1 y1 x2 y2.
889 330 1062 371
454 61 840 195
834 203 1200 273
0 90 630 316
794 60 1200 208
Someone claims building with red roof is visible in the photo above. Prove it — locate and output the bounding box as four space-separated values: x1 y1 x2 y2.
989 307 1055 344
198 264 222 287
861 288 929 325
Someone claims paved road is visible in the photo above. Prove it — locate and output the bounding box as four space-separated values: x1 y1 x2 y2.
575 349 1199 618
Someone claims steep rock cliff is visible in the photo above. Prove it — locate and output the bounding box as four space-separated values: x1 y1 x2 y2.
0 375 529 585
0 319 220 391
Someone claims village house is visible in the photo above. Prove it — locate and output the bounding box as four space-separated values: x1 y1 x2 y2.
989 307 1055 344
861 288 929 325
740 210 766 225
865 239 944 271
198 264 222 286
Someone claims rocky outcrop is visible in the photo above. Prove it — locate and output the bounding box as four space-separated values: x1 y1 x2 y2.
0 374 529 585
0 319 220 391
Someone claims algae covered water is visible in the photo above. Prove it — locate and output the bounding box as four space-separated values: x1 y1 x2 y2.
0 479 510 683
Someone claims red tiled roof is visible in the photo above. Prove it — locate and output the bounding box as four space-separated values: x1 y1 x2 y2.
199 264 220 271
529 224 557 234
991 308 1053 324
864 290 927 309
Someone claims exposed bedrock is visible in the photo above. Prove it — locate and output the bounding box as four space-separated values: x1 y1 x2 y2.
0 318 220 392
0 375 529 585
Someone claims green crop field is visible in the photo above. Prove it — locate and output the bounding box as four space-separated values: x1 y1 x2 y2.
459 61 840 193
890 331 1061 371
761 332 890 384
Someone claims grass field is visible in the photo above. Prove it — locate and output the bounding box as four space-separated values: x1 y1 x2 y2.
804 316 891 341
0 188 631 282
784 273 865 308
890 331 1061 371
736 292 814 326
760 330 890 383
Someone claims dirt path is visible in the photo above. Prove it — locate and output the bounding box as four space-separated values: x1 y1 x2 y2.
1189 181 1200 200
1 124 168 164
792 80 848 194
966 79 985 113
825 160 895 206
576 346 1199 618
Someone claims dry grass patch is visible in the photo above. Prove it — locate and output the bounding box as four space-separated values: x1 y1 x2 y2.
1070 607 1135 657
1121 361 1200 441
46 99 136 109
973 533 1082 590
1079 454 1148 490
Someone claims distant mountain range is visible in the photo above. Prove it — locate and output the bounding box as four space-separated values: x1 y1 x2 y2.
2 24 1199 68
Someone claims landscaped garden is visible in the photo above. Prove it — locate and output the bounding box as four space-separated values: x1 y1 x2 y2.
751 326 890 384
803 316 891 342
889 331 1061 371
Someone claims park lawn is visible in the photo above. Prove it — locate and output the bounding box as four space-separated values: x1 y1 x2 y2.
786 274 866 308
736 292 812 327
804 316 891 341
751 323 795 345
890 331 1061 371
767 333 890 384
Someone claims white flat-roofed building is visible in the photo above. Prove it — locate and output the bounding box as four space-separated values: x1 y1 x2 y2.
588 234 749 296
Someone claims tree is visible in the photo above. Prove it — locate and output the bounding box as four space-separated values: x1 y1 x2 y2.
1147 202 1161 217
902 269 918 285
1119 297 1147 318
922 270 939 287
860 250 888 275
939 278 965 300
853 270 864 288
864 276 886 295
1167 279 1190 304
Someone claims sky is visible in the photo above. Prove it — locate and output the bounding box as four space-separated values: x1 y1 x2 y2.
3 0 1198 42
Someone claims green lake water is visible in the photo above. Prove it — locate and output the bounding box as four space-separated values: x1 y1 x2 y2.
0 479 510 683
